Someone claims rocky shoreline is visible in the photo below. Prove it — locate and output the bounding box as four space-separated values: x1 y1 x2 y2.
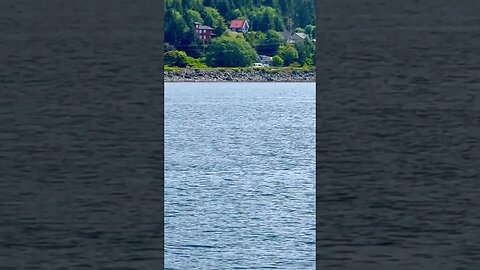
164 68 316 82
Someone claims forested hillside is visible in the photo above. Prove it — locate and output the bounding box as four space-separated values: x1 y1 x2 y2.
164 0 316 67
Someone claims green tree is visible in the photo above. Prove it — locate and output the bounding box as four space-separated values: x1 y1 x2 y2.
232 8 243 19
292 0 315 28
202 7 227 36
272 55 284 66
278 44 298 66
294 27 305 33
165 0 183 12
256 30 283 56
245 31 266 49
294 37 315 65
249 6 284 32
304 24 315 38
164 9 189 45
187 9 204 25
164 0 315 45
205 35 258 67
215 0 235 20
164 50 189 67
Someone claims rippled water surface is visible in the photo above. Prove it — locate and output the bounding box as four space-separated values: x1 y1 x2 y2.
165 83 316 269
1 1 163 268
318 1 480 269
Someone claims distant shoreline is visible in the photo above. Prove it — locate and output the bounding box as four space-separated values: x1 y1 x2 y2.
164 67 316 82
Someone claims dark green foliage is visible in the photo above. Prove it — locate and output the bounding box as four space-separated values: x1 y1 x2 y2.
164 9 188 45
245 31 266 49
165 8 203 57
187 9 204 25
294 27 305 33
256 30 283 56
201 7 227 35
294 38 315 65
164 0 315 66
304 24 315 38
164 0 314 41
249 6 284 32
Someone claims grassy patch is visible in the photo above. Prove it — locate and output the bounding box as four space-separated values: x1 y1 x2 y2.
164 65 180 72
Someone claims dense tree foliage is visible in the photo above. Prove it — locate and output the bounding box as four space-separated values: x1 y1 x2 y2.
272 55 284 66
304 24 315 39
294 38 315 65
165 0 314 50
205 35 257 67
245 31 266 49
164 0 316 67
277 44 298 66
164 50 189 67
256 30 283 56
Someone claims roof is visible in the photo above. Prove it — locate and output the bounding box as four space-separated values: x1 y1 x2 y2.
230 19 247 28
279 31 292 41
198 25 213 30
293 32 307 39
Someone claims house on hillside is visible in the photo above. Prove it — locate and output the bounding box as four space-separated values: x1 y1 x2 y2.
194 22 215 43
291 32 308 44
229 19 249 33
279 31 293 44
258 55 273 66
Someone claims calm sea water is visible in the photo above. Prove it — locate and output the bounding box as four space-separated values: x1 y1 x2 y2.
165 82 316 269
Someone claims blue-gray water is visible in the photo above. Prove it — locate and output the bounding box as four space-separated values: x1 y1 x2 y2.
165 83 316 269
318 1 480 269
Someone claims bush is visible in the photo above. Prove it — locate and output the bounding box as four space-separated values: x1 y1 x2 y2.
186 56 207 68
278 45 298 66
164 50 188 67
289 62 301 68
294 27 305 33
272 55 284 67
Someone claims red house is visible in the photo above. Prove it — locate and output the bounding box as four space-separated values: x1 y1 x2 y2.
229 19 249 33
194 22 215 43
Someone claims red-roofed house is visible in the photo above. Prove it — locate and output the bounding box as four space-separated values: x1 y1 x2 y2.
194 22 216 43
229 19 249 33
